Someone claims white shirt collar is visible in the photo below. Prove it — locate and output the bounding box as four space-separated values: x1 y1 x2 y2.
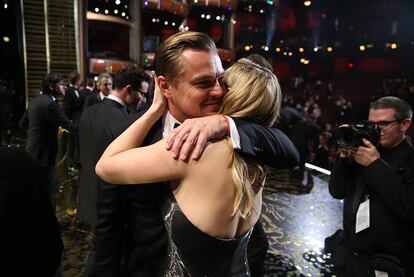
99 92 106 100
107 94 127 108
162 111 181 138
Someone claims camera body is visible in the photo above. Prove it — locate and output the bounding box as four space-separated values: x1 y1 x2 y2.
337 121 381 148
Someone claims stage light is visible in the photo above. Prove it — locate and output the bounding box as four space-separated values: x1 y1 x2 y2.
95 7 99 12
164 21 168 25
348 63 354 69
206 14 211 20
244 45 251 51
304 1 312 7
172 22 176 26
201 14 205 18
288 52 292 56
260 9 264 14
4 3 8 9
264 46 269 51
216 16 221 21
275 47 281 52
391 43 397 49
104 9 109 14
303 59 310 65
313 47 318 52
283 52 287 56
299 47 304 53
184 26 189 31
114 9 118 14
359 45 366 51
121 12 126 17
3 36 10 43
115 0 121 5
327 47 333 52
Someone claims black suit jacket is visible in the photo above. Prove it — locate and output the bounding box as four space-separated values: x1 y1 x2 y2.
78 98 128 228
63 86 82 123
94 112 299 277
19 93 72 167
84 93 103 109
0 147 63 276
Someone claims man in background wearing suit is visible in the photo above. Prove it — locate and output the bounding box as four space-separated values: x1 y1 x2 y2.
84 73 112 109
63 71 82 172
78 67 151 277
95 32 299 277
19 73 74 208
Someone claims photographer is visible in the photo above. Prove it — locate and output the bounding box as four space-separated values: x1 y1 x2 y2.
328 96 414 276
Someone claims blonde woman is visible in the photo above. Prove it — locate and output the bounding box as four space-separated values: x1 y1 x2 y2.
96 58 281 276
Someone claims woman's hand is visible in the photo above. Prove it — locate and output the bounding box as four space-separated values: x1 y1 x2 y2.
150 72 167 117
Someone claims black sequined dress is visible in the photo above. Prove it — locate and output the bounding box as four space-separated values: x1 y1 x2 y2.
162 191 253 277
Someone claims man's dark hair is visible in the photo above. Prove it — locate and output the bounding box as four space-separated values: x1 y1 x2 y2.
85 77 95 88
246 54 273 71
113 67 151 91
154 31 217 85
41 73 63 95
68 71 80 85
370 96 413 120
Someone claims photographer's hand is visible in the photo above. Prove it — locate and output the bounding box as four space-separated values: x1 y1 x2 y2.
350 138 380 166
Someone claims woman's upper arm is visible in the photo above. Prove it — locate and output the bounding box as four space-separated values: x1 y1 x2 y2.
96 139 187 185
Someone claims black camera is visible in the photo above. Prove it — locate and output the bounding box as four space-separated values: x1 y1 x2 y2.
337 121 381 148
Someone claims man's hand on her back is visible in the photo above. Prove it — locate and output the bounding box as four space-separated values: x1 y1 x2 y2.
165 114 228 160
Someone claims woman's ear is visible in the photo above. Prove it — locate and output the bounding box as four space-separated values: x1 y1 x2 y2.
156 76 171 98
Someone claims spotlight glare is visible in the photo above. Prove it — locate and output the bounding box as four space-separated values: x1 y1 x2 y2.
115 0 121 5
104 9 109 14
95 7 99 12
201 14 205 18
4 3 8 9
299 47 304 53
275 47 281 52
3 36 10 43
359 45 366 51
244 45 251 51
264 46 269 51
206 14 211 20
216 16 221 21
114 9 118 14
391 43 397 49
313 47 318 52
327 46 333 52
121 12 126 17
304 1 312 7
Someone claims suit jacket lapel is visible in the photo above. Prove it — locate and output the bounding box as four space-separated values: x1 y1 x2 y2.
143 119 163 146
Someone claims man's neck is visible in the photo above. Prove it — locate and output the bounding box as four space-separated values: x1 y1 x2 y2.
107 93 126 108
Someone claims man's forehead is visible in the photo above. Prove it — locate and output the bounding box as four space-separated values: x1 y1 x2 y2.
369 108 396 118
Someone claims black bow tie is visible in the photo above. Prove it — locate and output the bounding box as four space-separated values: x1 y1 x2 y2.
173 123 181 129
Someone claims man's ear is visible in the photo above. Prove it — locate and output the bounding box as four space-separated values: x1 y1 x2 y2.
124 84 133 95
156 76 171 98
401 118 412 132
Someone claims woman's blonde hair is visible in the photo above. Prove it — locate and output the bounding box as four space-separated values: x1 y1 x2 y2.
219 58 282 218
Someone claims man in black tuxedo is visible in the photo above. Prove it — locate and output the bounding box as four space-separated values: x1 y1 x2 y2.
94 32 299 277
19 73 74 207
0 147 63 277
84 73 112 109
63 71 82 171
78 67 151 277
